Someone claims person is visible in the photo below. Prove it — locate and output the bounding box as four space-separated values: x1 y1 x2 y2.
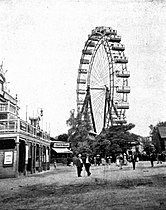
106 156 111 165
54 160 57 169
101 157 106 166
84 154 91 176
149 152 155 167
72 155 77 166
67 157 71 166
75 154 83 177
94 156 97 166
157 153 162 164
96 155 101 166
131 153 137 170
119 154 123 169
116 155 120 167
123 153 127 165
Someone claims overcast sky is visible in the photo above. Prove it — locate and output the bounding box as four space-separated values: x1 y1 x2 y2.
0 0 166 137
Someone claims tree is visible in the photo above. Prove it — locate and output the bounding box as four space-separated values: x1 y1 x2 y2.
91 123 139 158
57 134 68 142
66 109 93 155
140 137 154 155
67 108 139 157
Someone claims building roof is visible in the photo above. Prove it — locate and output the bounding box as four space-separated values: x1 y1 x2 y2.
158 126 166 138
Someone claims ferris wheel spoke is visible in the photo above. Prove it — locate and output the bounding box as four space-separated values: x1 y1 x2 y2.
94 47 105 74
90 72 107 88
90 70 108 88
91 56 109 84
97 48 109 77
91 92 105 110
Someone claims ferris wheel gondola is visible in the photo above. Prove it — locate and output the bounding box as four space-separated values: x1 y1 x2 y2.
76 26 130 134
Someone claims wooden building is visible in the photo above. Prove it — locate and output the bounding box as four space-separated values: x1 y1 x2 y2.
158 126 166 151
0 65 50 178
51 140 72 164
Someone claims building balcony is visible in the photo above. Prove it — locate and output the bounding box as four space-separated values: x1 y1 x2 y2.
0 102 18 115
0 119 50 142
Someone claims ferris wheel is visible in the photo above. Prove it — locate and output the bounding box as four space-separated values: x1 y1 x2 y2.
76 26 130 134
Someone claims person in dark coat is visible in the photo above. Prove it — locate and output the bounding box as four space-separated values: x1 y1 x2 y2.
157 153 162 164
75 154 83 177
131 153 137 170
149 152 155 167
84 154 91 176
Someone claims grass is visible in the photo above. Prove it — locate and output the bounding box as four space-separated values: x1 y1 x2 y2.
1 162 166 210
1 173 166 210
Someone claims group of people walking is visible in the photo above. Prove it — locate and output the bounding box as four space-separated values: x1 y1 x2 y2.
54 151 165 177
116 153 138 170
75 152 138 177
116 152 164 169
149 152 164 167
75 154 91 177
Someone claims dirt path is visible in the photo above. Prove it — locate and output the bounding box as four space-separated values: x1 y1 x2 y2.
0 161 166 209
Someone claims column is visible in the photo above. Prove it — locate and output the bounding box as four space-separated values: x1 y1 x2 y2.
41 146 43 171
38 145 42 172
31 143 34 174
47 147 50 170
23 142 28 176
15 135 20 178
43 146 46 171
34 144 36 173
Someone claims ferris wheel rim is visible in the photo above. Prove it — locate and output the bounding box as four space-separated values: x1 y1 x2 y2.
76 26 130 133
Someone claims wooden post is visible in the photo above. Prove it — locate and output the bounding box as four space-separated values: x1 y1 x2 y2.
31 143 34 174
38 145 42 172
34 144 36 173
15 136 20 178
24 142 28 176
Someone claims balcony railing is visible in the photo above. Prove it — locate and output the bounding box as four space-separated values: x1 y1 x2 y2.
0 102 18 114
0 119 50 142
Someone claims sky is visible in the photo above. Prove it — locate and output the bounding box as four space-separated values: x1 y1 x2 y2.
0 0 166 137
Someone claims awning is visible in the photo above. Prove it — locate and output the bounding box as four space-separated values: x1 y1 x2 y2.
52 148 72 154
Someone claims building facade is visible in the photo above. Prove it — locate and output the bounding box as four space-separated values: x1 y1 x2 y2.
158 126 166 151
0 65 50 178
51 140 72 164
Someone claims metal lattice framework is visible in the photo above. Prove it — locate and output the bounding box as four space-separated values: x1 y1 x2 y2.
76 26 130 134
